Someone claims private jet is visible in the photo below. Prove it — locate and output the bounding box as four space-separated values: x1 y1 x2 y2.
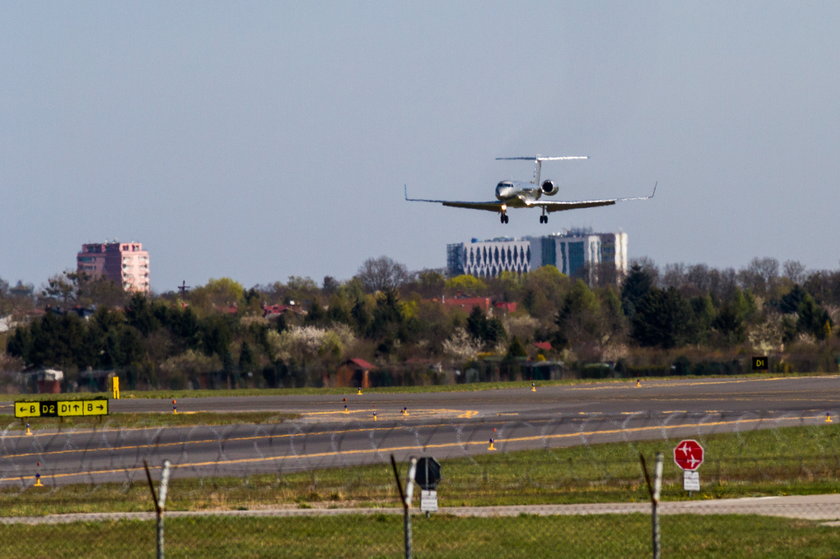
404 155 656 224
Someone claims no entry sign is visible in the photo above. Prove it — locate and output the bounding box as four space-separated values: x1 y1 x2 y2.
673 439 704 471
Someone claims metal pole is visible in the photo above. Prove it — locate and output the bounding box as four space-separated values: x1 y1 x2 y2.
390 455 417 559
652 453 663 559
145 459 172 559
640 452 663 559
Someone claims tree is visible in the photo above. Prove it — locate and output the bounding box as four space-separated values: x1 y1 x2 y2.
465 306 505 350
189 278 245 313
621 263 656 318
796 294 832 340
738 257 780 298
355 256 409 293
554 280 603 351
444 275 488 297
630 287 696 349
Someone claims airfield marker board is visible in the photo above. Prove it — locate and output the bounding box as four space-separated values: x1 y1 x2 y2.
14 399 109 418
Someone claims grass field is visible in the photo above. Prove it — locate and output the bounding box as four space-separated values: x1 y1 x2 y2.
0 372 787 402
1 513 838 558
2 411 297 430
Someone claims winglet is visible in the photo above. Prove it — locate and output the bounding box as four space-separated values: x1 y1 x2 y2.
404 184 409 200
617 182 659 203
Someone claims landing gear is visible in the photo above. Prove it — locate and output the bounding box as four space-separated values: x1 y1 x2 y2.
500 213 509 224
539 211 548 224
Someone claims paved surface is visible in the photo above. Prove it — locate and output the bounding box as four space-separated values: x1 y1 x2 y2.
0 376 838 486
2 493 839 524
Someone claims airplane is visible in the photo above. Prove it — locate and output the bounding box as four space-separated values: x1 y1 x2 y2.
404 155 656 224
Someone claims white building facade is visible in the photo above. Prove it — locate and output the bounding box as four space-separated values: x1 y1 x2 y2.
447 229 628 284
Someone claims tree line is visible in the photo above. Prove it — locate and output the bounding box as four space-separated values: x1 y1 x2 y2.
1 255 838 390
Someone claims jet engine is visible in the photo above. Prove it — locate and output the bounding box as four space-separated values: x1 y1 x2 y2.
541 180 559 196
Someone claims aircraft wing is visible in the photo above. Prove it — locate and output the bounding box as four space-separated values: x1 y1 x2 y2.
537 183 657 214
535 199 617 214
404 186 503 212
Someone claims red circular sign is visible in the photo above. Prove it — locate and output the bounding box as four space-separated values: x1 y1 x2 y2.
673 439 704 471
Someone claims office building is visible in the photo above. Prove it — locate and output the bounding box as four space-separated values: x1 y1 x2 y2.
447 229 628 284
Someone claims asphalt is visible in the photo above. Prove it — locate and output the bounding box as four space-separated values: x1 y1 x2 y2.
0 376 838 486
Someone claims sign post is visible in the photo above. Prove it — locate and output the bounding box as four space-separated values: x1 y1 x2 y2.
673 439 704 493
414 456 442 515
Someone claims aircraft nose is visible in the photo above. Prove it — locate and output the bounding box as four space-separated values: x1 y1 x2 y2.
496 182 513 199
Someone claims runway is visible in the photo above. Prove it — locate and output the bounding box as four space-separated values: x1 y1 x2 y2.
0 376 837 486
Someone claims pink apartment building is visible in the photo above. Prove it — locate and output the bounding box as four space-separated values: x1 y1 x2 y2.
76 242 150 293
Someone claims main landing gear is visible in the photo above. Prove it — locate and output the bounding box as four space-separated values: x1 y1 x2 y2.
539 209 548 224
500 213 509 224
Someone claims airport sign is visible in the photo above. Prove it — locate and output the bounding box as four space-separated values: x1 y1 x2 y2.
674 439 704 471
14 399 109 418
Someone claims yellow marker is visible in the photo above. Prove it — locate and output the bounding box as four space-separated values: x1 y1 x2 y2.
357 387 363 396
488 438 496 451
826 413 833 424
530 383 536 392
343 405 349 414
25 424 32 436
172 399 177 415
112 376 120 400
372 411 377 421
33 474 43 488
635 379 641 388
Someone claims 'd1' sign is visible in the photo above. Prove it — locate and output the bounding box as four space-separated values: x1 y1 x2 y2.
673 439 704 471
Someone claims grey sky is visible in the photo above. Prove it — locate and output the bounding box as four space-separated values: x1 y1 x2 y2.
3 2 839 293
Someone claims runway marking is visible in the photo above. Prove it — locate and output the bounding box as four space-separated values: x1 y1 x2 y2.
0 414 828 484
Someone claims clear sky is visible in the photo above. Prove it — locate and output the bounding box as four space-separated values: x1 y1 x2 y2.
3 2 840 293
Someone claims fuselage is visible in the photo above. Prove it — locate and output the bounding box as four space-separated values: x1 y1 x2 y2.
495 180 541 207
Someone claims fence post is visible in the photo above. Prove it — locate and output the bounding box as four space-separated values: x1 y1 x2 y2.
640 452 663 559
390 455 417 559
144 459 172 559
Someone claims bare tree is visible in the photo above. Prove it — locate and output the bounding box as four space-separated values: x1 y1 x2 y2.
782 260 806 285
355 256 409 293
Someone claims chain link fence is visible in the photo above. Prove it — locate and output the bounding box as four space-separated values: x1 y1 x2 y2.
0 411 839 558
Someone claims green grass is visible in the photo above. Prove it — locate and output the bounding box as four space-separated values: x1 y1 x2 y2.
2 422 838 517
0 372 803 402
0 514 838 558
